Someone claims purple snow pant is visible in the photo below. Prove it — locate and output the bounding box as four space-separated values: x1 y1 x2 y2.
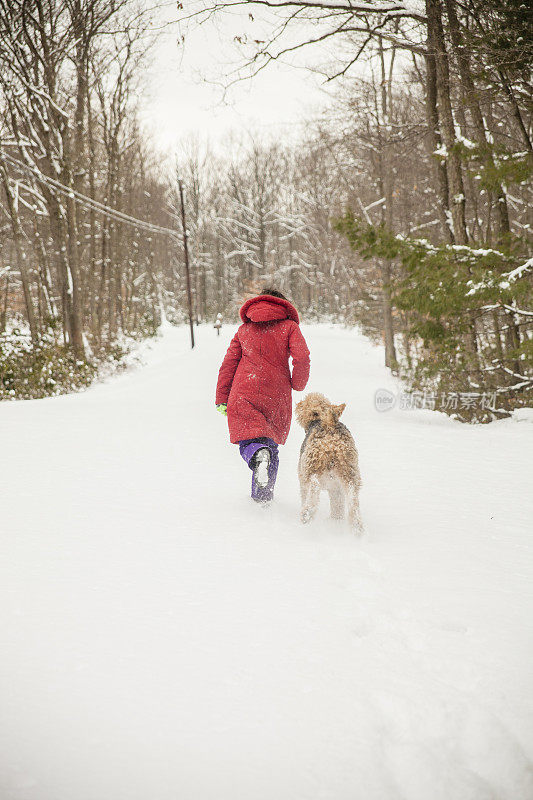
239 437 279 503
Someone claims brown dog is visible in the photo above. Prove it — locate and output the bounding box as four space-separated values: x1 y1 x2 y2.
295 393 363 532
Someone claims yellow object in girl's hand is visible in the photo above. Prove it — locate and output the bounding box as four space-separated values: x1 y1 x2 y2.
216 403 227 417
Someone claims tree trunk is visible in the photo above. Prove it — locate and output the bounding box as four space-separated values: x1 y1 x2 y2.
1 270 9 332
444 0 510 238
378 36 398 370
425 0 468 245
498 71 533 153
46 190 84 356
60 127 85 358
380 261 397 370
0 161 38 342
424 49 453 241
33 218 57 322
87 90 99 338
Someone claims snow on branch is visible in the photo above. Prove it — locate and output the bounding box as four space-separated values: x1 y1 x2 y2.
499 257 533 287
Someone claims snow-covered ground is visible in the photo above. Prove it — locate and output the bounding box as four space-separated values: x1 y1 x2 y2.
1 323 532 800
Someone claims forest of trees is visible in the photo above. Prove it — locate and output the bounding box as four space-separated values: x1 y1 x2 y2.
1 0 532 419
0 0 174 397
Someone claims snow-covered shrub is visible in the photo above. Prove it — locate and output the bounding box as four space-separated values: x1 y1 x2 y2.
0 329 97 400
136 311 160 339
0 324 155 400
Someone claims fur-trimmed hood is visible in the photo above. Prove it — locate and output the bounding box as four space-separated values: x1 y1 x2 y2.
240 295 300 324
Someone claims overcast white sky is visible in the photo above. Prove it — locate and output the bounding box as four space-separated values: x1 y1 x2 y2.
139 2 333 155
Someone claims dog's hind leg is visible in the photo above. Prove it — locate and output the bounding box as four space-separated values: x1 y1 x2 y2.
301 475 320 524
329 483 345 520
347 482 363 533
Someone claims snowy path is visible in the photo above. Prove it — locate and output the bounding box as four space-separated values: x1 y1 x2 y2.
1 323 533 800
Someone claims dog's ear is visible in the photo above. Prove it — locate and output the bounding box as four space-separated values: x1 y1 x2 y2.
295 399 305 428
333 403 346 421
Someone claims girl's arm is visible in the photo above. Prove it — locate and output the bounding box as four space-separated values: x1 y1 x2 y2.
215 331 242 404
288 324 310 391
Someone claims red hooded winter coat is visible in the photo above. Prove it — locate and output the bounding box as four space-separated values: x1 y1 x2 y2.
215 295 310 444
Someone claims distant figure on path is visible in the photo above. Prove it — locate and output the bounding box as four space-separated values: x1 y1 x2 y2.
215 289 310 505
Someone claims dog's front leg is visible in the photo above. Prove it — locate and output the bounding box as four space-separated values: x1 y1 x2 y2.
301 475 320 524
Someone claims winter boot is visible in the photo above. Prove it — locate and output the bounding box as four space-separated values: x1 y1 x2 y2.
252 448 271 489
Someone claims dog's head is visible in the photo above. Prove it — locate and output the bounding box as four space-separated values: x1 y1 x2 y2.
295 392 346 430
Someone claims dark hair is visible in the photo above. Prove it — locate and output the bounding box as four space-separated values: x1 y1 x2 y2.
261 287 287 300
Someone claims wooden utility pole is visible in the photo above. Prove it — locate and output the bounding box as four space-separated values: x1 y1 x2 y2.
178 178 195 349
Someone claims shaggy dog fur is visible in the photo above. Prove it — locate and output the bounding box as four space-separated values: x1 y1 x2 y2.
295 393 363 532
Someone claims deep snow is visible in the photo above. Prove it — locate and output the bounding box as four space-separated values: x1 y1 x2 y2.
1 323 532 800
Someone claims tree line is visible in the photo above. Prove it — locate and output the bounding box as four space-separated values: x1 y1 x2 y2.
0 0 174 369
1 0 532 418
175 0 532 419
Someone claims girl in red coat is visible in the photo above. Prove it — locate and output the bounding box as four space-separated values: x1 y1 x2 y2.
216 289 310 504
